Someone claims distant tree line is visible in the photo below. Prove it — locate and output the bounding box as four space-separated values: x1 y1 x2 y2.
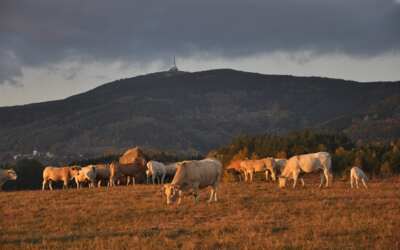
212 130 400 178
2 131 399 191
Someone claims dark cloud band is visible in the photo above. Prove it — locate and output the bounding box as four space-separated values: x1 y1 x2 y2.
0 0 399 84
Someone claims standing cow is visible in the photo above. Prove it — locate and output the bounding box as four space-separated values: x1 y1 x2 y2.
109 162 145 186
42 166 81 190
74 165 97 188
279 152 332 188
146 161 167 184
163 158 222 205
0 169 17 190
240 158 276 183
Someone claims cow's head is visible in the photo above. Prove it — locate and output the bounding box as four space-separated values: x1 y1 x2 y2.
163 184 179 205
278 177 287 188
7 169 17 180
69 166 81 179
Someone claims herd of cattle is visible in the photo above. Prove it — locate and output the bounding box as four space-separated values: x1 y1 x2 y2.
0 151 370 205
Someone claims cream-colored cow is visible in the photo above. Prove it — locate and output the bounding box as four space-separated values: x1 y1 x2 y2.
279 152 332 188
350 166 368 189
163 158 222 205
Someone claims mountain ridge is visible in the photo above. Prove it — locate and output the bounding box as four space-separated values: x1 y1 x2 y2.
0 68 399 161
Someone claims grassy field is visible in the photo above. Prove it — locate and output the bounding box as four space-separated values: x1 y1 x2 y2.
1 178 400 250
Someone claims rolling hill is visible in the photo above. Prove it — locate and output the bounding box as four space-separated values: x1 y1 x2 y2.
0 69 399 161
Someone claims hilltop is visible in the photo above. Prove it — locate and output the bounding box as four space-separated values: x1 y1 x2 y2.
0 69 399 161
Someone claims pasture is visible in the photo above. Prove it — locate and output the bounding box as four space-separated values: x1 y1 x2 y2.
1 179 400 250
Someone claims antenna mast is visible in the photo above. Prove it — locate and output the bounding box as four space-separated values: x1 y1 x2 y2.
169 56 179 72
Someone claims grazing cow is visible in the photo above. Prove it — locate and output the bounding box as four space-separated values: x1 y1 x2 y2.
240 158 276 182
350 166 368 189
279 152 332 188
146 161 167 184
42 166 80 190
109 162 144 186
226 160 244 182
74 165 97 188
163 158 223 205
0 169 17 190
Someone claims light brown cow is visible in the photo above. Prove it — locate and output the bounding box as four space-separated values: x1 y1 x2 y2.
226 159 244 182
163 158 223 205
0 169 17 190
42 166 80 190
240 158 276 182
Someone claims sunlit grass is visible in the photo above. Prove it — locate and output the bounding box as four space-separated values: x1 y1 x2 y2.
1 177 400 249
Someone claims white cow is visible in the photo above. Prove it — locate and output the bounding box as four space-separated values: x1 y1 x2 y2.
240 158 276 182
0 169 17 190
164 162 178 177
279 152 332 188
350 166 368 189
163 158 222 205
146 161 166 184
74 165 97 188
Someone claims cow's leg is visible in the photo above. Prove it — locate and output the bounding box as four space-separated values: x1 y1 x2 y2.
75 179 80 189
265 170 269 181
356 178 359 189
98 180 102 187
49 180 53 190
324 169 330 188
126 176 131 185
63 179 68 189
132 176 136 185
213 186 218 202
42 180 47 190
208 189 214 203
161 173 166 185
271 170 277 182
193 184 200 203
351 177 354 189
250 171 254 183
292 172 299 188
362 178 368 189
177 190 183 205
152 175 156 185
319 173 325 188
300 178 305 187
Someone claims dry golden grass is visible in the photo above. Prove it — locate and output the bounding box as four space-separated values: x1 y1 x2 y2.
1 178 400 250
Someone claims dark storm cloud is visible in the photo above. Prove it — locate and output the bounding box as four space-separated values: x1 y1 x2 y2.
0 0 399 84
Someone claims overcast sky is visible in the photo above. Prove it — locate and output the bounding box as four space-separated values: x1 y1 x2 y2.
1 0 399 107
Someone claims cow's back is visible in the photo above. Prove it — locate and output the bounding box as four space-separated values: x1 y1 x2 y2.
188 159 222 188
95 164 110 178
43 167 69 180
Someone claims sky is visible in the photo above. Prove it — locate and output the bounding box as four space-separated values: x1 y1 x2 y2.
0 0 399 107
